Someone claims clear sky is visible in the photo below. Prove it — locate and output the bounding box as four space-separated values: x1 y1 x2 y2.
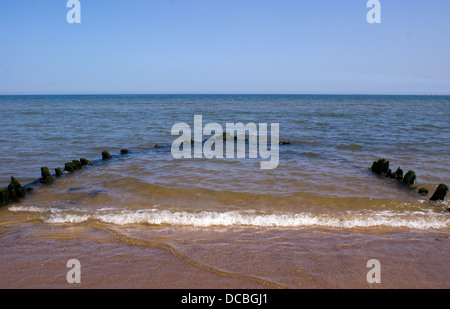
0 0 449 95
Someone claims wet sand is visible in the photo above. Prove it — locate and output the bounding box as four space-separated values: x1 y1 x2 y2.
1 208 448 289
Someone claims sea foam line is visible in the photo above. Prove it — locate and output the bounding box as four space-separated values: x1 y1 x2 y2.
8 206 450 230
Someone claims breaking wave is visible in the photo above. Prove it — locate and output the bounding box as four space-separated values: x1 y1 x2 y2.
8 206 450 230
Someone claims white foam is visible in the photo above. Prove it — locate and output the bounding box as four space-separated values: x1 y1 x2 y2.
9 206 51 213
45 213 90 224
9 206 449 230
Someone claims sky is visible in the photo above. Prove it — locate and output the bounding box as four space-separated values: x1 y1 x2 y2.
0 0 449 95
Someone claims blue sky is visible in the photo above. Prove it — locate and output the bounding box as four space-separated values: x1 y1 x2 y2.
0 0 449 95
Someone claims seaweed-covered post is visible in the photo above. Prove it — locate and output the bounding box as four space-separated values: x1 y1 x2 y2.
72 160 83 170
7 177 26 202
55 168 63 177
65 162 75 173
430 184 448 201
102 151 112 160
402 170 416 185
40 167 54 184
418 188 429 195
0 188 11 206
80 158 91 166
392 167 404 181
371 159 390 175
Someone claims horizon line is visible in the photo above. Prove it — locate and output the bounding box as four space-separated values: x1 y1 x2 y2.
0 93 447 96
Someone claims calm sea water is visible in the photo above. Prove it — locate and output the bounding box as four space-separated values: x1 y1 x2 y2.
0 95 449 288
1 94 449 227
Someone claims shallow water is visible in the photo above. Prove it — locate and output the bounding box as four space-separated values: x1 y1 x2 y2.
0 95 449 288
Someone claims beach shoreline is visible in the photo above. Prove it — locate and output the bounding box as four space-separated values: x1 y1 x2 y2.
0 94 448 289
1 207 448 289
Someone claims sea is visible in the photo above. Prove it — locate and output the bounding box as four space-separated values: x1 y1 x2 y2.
0 94 449 288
